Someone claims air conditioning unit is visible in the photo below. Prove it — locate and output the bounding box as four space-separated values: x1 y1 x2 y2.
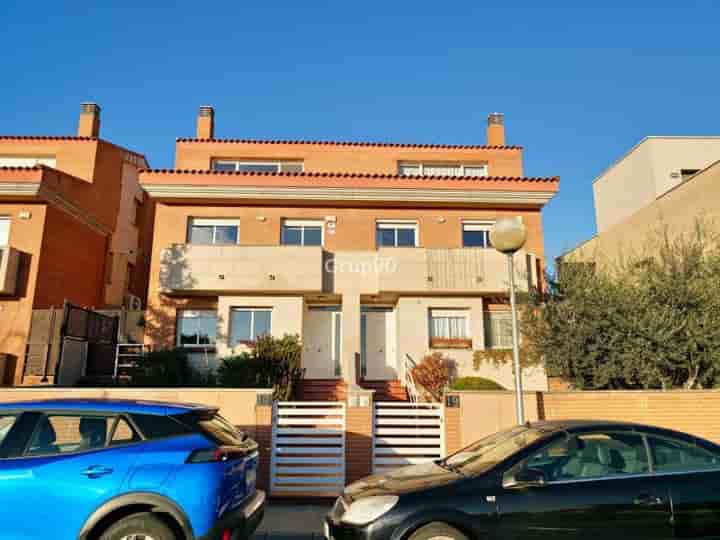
0 247 20 296
124 293 143 310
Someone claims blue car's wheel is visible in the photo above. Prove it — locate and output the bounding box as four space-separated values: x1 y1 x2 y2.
99 512 177 540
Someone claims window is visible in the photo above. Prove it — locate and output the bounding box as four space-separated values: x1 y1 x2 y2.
429 309 471 348
484 311 513 349
681 169 701 182
212 160 304 173
177 310 218 348
647 435 720 473
0 415 18 446
506 431 650 484
376 221 418 247
130 413 193 439
0 217 9 246
110 418 140 446
26 415 113 456
177 412 247 446
230 308 272 345
188 218 239 245
398 162 488 178
281 219 323 246
0 156 56 168
463 221 494 248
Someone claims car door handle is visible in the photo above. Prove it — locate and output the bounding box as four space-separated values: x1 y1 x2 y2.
634 493 664 506
81 466 114 478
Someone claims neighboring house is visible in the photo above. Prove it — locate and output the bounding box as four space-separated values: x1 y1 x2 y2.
0 103 153 385
140 107 559 398
562 137 720 265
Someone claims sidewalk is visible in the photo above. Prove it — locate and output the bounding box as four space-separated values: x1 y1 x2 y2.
253 501 333 540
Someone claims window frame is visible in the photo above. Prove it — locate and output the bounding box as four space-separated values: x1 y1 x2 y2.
376 220 419 248
211 160 304 173
187 218 240 245
281 219 325 246
428 308 472 349
484 311 513 349
462 220 495 249
176 310 218 349
229 307 273 346
398 162 488 178
0 216 10 246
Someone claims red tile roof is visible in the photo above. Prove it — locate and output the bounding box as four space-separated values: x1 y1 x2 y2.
176 138 522 150
0 136 148 163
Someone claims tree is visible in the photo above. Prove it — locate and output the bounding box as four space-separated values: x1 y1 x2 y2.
523 222 720 390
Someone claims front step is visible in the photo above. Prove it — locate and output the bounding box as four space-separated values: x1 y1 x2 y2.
360 379 408 401
298 379 347 401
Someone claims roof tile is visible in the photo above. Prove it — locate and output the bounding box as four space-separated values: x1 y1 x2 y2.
176 137 522 150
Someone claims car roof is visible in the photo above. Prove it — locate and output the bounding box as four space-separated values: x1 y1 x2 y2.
528 419 684 435
0 398 217 416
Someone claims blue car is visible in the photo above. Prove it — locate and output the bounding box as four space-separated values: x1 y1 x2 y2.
0 398 265 540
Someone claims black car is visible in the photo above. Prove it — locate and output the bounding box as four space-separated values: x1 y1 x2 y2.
326 420 720 540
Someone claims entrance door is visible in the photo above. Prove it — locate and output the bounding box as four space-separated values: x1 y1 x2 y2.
303 307 342 379
361 308 397 380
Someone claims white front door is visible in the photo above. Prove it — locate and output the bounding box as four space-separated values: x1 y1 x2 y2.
303 307 342 379
361 309 398 380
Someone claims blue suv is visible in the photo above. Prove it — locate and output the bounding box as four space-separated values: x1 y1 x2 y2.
0 398 265 540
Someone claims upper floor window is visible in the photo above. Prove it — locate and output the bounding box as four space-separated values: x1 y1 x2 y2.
0 217 9 246
0 156 56 168
463 221 494 248
177 310 217 348
282 219 323 246
212 160 304 173
187 218 239 245
398 162 488 178
376 220 418 248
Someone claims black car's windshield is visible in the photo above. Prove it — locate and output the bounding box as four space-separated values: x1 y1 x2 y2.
441 425 548 475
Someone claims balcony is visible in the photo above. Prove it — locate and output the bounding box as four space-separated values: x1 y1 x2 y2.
159 244 325 294
331 248 538 295
0 247 20 296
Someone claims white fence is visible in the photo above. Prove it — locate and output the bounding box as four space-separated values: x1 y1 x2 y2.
270 401 346 497
373 401 445 474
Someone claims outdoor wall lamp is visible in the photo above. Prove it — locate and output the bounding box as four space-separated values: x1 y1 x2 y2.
490 216 528 425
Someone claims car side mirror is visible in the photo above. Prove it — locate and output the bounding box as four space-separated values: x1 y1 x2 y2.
503 468 547 489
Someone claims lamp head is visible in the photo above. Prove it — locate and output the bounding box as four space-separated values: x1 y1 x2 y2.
490 217 528 254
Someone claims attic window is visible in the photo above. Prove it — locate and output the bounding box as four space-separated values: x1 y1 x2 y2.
398 162 488 177
212 160 303 173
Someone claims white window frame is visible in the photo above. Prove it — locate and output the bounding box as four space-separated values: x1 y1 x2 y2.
484 311 513 349
229 307 273 345
176 310 218 349
281 219 325 246
429 309 472 340
212 160 304 173
0 216 10 247
462 220 495 248
187 218 240 245
0 156 56 168
398 162 488 178
376 219 419 248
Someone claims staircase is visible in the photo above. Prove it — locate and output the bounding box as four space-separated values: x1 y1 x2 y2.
298 379 348 401
360 380 408 401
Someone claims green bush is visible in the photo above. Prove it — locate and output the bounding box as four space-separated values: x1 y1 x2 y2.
254 334 304 400
451 377 505 391
129 348 192 387
217 353 271 388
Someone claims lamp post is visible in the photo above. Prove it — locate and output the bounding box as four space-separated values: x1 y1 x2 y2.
489 217 528 425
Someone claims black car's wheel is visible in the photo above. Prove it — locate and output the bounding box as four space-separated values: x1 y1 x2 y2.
99 512 177 540
408 523 469 540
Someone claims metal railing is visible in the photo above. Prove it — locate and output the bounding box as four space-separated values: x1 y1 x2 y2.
403 354 422 403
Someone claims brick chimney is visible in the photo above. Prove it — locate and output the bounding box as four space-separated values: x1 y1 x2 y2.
78 102 101 138
196 106 215 139
487 112 505 146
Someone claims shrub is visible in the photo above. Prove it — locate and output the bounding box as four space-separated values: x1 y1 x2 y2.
253 334 305 400
410 352 456 402
129 348 192 387
217 353 271 388
451 377 505 391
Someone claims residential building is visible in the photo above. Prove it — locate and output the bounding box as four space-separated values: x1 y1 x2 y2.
140 107 559 398
0 103 152 385
563 137 720 265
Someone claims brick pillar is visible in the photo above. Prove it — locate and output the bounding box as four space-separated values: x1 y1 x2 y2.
254 402 273 492
345 389 374 485
444 394 462 455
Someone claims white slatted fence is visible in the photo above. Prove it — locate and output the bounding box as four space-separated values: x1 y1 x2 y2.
373 401 444 474
270 401 346 497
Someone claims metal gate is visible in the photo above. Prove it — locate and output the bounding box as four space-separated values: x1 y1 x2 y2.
270 401 346 497
55 303 119 385
372 401 445 474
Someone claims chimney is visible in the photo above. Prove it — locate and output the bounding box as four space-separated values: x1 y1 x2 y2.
487 112 505 146
196 106 215 139
78 102 101 138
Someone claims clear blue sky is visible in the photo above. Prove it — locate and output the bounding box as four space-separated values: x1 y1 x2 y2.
3 1 718 260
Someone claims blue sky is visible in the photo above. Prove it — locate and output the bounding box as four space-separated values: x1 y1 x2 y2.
2 0 718 260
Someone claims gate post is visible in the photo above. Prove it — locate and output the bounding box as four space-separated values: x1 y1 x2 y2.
255 396 273 492
345 388 375 485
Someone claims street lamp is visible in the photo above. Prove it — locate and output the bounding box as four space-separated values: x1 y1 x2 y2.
489 217 528 425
